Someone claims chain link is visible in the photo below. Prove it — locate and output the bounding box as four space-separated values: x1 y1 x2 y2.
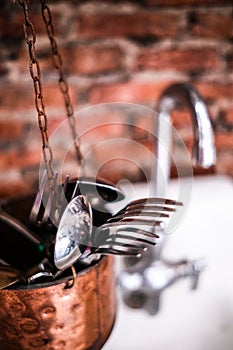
40 0 83 165
18 0 55 185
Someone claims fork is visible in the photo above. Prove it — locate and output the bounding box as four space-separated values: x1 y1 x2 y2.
54 193 165 269
29 171 69 232
79 224 160 265
30 171 182 268
79 197 182 264
102 196 182 225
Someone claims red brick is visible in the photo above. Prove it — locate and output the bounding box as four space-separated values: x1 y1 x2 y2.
215 133 233 150
43 84 78 108
77 12 179 39
83 123 126 141
137 47 219 72
18 48 41 74
171 109 192 129
47 118 65 134
0 13 23 39
61 45 124 75
93 143 152 181
0 121 24 140
216 151 233 177
195 82 233 102
19 42 124 78
0 176 34 198
145 0 232 6
0 149 41 169
18 48 59 76
0 84 34 111
225 109 233 124
212 107 233 126
0 83 77 112
0 145 67 171
0 10 48 40
88 80 177 104
96 160 149 184
189 12 232 39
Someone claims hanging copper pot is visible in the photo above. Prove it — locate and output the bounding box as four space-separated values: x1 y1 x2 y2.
0 255 116 350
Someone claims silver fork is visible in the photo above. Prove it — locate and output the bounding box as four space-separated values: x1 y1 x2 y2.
54 194 164 269
103 196 182 225
79 197 182 264
79 224 160 265
29 171 69 232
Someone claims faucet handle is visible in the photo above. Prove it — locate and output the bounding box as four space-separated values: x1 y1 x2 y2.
188 258 207 290
118 257 206 315
164 258 206 290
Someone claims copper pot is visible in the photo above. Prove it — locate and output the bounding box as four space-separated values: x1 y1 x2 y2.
0 256 116 350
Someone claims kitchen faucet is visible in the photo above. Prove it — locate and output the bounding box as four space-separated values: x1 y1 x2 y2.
154 82 216 196
118 82 216 315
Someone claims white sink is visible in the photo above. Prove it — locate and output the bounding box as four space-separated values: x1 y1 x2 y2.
103 175 233 350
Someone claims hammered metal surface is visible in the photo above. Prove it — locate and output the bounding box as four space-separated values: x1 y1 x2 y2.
0 256 115 350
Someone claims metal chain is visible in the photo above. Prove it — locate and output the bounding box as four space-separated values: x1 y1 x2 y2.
40 0 83 165
17 0 55 185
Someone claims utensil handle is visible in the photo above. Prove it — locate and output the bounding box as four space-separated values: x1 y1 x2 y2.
0 212 44 272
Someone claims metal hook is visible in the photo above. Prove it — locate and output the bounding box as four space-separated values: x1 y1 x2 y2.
64 265 77 289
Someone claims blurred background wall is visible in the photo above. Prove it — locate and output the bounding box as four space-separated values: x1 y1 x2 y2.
0 0 232 197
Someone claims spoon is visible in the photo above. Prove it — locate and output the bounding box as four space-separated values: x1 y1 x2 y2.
53 194 160 271
54 195 92 270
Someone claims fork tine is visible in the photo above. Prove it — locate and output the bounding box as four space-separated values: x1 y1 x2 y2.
62 174 69 198
57 174 69 207
42 171 58 224
110 245 147 255
104 240 149 250
29 170 48 226
128 197 183 206
71 180 79 200
55 174 70 222
115 226 160 238
92 226 159 249
97 245 145 256
108 232 157 246
96 248 141 257
114 198 182 223
108 210 169 223
119 204 176 213
60 174 69 209
98 220 162 232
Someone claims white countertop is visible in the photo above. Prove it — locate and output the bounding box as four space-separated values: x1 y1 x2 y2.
103 175 233 350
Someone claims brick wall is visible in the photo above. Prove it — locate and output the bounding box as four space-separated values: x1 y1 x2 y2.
0 0 232 197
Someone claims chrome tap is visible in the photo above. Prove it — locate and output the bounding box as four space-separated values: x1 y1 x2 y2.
119 255 207 315
155 82 216 196
118 82 216 315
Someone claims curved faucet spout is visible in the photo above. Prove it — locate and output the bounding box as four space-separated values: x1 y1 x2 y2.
155 82 216 194
119 82 216 315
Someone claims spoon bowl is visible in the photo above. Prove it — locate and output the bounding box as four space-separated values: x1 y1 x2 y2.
54 195 92 270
